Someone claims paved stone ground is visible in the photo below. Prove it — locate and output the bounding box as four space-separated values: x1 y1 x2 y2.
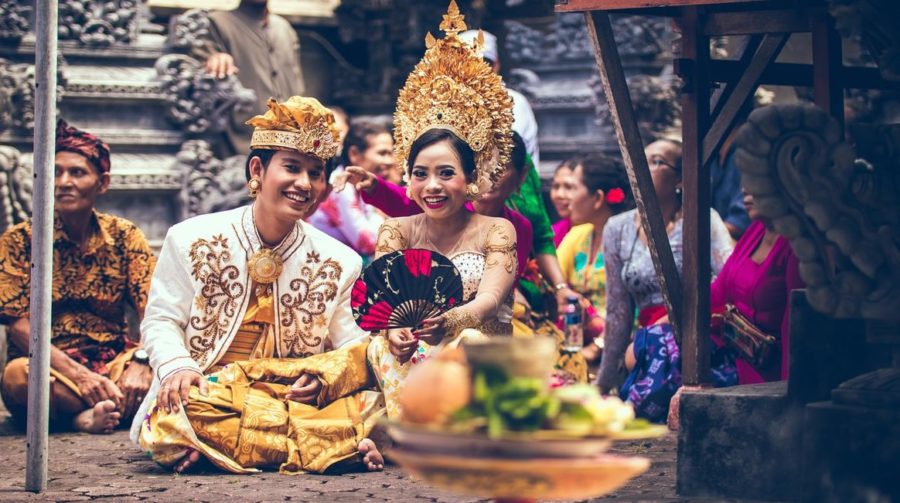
0 403 684 503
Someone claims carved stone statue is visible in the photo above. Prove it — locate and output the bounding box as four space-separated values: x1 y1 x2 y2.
176 140 249 220
0 145 32 234
828 0 900 82
0 58 66 134
154 53 256 135
168 8 212 51
734 103 900 321
58 0 140 47
0 0 30 42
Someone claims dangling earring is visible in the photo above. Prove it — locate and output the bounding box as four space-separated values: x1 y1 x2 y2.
466 183 480 200
675 187 683 198
248 178 261 199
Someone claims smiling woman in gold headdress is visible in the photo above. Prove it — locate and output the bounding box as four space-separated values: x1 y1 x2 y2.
366 1 519 420
132 96 385 474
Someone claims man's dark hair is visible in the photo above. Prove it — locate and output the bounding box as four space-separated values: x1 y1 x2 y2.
340 121 391 167
245 149 335 181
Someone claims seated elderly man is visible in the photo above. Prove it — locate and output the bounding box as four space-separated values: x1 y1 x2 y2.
0 120 156 433
133 96 384 475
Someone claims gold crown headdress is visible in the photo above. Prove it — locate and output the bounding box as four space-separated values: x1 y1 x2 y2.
246 96 340 161
394 0 514 192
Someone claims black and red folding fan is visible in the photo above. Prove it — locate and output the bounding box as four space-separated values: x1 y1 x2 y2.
351 249 465 331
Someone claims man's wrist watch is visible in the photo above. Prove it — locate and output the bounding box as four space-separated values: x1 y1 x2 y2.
131 348 150 366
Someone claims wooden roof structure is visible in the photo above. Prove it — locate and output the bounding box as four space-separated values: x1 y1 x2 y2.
556 0 900 385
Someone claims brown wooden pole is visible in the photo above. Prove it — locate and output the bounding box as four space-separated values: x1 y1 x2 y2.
703 33 788 168
679 6 711 386
584 11 684 342
811 11 844 128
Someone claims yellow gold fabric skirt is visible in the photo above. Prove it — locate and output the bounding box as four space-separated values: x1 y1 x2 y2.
139 341 384 474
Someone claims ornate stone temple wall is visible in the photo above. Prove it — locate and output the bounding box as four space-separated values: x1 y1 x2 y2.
0 0 679 242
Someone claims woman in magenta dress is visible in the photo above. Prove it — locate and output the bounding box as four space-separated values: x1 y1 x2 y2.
710 191 804 384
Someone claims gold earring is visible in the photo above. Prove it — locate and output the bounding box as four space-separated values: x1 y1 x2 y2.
466 183 480 200
248 178 261 199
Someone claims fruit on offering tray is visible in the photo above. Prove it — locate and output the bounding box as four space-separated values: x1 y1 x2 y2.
386 337 662 501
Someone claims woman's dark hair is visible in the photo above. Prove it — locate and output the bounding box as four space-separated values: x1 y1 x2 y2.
340 120 391 167
244 148 334 181
407 128 476 181
555 156 583 174
576 154 634 215
509 131 528 177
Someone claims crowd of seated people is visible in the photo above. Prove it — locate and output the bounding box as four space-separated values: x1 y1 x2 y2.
0 12 807 482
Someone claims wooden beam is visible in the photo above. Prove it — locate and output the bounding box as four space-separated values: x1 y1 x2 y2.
679 6 711 386
703 33 788 168
584 11 684 344
811 11 844 127
556 0 767 13
707 61 900 90
709 34 763 118
702 8 816 35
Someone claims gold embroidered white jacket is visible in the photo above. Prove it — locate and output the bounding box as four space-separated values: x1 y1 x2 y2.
130 205 367 441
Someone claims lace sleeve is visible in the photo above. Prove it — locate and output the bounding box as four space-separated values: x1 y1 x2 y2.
374 218 407 259
596 217 635 391
444 219 517 336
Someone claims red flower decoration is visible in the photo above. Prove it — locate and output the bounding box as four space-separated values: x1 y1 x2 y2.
605 187 625 205
351 279 367 308
404 249 433 277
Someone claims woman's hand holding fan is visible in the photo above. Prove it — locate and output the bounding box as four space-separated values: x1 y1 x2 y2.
352 249 465 341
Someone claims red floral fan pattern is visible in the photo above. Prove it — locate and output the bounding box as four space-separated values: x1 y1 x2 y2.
351 249 464 331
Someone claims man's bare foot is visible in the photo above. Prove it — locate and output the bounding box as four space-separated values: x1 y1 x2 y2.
73 400 120 434
174 449 203 474
358 438 384 471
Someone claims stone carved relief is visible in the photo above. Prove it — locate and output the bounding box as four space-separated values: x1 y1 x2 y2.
0 1 30 42
176 140 248 219
505 14 671 65
0 58 66 134
0 146 32 234
58 0 140 47
154 54 256 135
734 103 900 321
828 0 900 82
169 8 211 51
590 73 681 141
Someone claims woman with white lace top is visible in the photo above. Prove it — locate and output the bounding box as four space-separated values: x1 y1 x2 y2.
597 139 733 421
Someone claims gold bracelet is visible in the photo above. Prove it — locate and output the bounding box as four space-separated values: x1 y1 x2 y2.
554 282 569 292
443 308 479 339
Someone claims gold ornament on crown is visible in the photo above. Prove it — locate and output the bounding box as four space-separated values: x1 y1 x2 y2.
246 96 341 161
394 0 514 196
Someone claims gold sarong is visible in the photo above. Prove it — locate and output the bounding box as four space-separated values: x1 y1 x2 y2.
139 341 384 474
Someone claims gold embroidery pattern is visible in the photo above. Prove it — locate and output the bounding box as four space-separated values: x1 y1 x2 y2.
484 223 517 275
278 252 344 357
188 234 245 366
375 220 407 255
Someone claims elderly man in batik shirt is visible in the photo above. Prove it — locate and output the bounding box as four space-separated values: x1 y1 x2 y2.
133 96 384 475
0 120 156 433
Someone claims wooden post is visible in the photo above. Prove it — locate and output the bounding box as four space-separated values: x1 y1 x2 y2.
584 11 684 342
679 6 711 386
811 11 844 128
26 0 58 493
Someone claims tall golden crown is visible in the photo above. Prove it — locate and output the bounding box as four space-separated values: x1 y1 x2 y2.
246 96 340 161
394 0 514 191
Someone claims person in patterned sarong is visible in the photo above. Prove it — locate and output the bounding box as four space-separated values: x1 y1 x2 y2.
0 120 156 433
132 96 385 475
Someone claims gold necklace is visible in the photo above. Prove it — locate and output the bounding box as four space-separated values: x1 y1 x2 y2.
249 207 286 289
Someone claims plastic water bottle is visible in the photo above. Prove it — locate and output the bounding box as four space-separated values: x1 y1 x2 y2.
562 295 583 352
